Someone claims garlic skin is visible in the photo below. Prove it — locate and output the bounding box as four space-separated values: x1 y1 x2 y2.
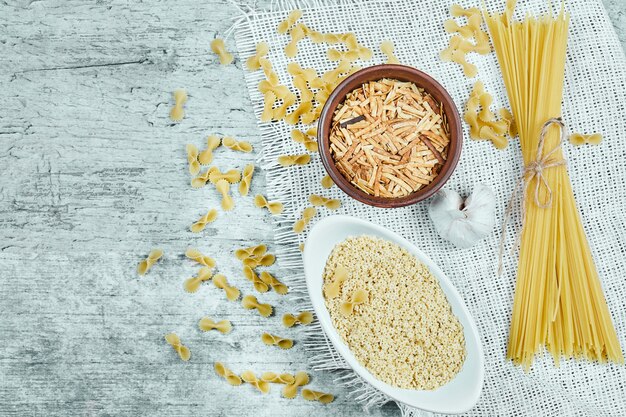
428 184 495 249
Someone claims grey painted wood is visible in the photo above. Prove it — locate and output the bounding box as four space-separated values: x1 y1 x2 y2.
1 1 625 416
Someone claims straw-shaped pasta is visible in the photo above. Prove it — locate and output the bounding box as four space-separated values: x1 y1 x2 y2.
183 266 213 293
198 135 222 165
340 288 369 317
246 42 269 71
240 370 271 394
277 154 311 167
222 136 253 153
282 371 309 399
301 389 334 404
254 194 284 215
293 207 316 233
242 253 276 269
137 248 163 275
324 265 348 298
210 38 233 65
186 144 200 175
261 333 294 350
235 244 267 260
215 179 235 211
291 130 319 152
170 89 187 122
321 174 334 189
243 265 270 293
277 9 302 34
380 40 400 64
239 164 254 196
213 274 240 301
241 294 273 317
164 333 190 361
309 194 341 210
190 209 218 233
185 248 216 268
198 317 232 334
215 362 242 386
259 271 288 295
209 167 241 184
282 311 313 328
261 372 295 385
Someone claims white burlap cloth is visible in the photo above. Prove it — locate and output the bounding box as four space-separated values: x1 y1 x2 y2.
233 0 626 415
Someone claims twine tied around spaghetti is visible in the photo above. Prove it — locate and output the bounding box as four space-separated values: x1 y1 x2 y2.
497 117 568 275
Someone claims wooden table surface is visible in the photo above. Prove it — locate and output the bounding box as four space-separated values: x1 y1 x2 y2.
1 1 625 416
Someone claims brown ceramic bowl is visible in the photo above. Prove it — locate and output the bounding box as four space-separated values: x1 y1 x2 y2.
317 64 462 208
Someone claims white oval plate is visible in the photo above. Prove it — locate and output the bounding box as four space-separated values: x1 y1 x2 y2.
303 215 484 414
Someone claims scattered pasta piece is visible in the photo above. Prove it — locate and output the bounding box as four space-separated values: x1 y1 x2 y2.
235 244 267 260
293 207 316 234
309 194 341 210
324 265 348 298
285 24 307 57
450 4 480 17
261 372 295 385
191 167 214 189
213 274 241 301
380 40 400 64
291 130 318 152
241 370 271 394
259 271 288 295
260 58 280 86
283 311 313 327
278 154 311 167
282 371 309 399
292 75 314 102
243 253 276 269
239 164 254 196
243 265 270 293
479 126 507 149
570 132 602 146
222 136 253 153
198 135 222 165
261 332 294 349
302 389 334 404
272 94 297 121
137 248 163 275
340 288 369 317
199 317 232 334
327 48 359 62
210 38 234 65
246 42 269 71
299 243 305 252
277 10 302 34
215 362 242 386
215 179 235 211
321 174 334 189
444 14 481 37
254 194 284 215
242 294 273 317
170 89 187 122
164 333 190 361
287 62 318 82
186 144 200 175
190 209 218 233
185 248 216 268
285 101 312 125
451 49 477 78
464 81 511 148
261 91 277 122
184 266 213 293
209 167 241 184
499 108 517 137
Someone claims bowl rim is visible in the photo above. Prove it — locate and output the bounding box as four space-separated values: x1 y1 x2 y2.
317 64 463 208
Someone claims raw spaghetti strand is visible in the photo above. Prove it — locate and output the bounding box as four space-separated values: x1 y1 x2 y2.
485 1 623 368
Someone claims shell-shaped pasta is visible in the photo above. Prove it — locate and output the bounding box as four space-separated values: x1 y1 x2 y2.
190 209 218 233
282 311 313 328
321 174 334 189
324 265 348 299
213 274 240 301
254 194 284 215
243 265 269 293
277 154 311 167
277 10 302 34
222 136 253 153
240 370 271 394
210 38 234 65
241 294 273 317
261 332 294 349
165 333 190 361
198 317 232 334
239 164 254 196
261 372 295 385
282 371 309 399
246 42 270 71
235 244 267 260
301 389 334 404
170 89 187 122
293 207 316 234
215 362 242 386
309 194 341 210
340 288 369 317
185 248 216 268
259 271 288 295
137 248 163 275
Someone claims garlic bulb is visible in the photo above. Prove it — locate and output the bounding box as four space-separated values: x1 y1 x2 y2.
428 184 495 249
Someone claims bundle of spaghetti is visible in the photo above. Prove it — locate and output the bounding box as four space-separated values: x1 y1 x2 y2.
485 1 623 369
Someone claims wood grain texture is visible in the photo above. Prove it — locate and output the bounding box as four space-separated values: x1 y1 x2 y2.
0 0 624 416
